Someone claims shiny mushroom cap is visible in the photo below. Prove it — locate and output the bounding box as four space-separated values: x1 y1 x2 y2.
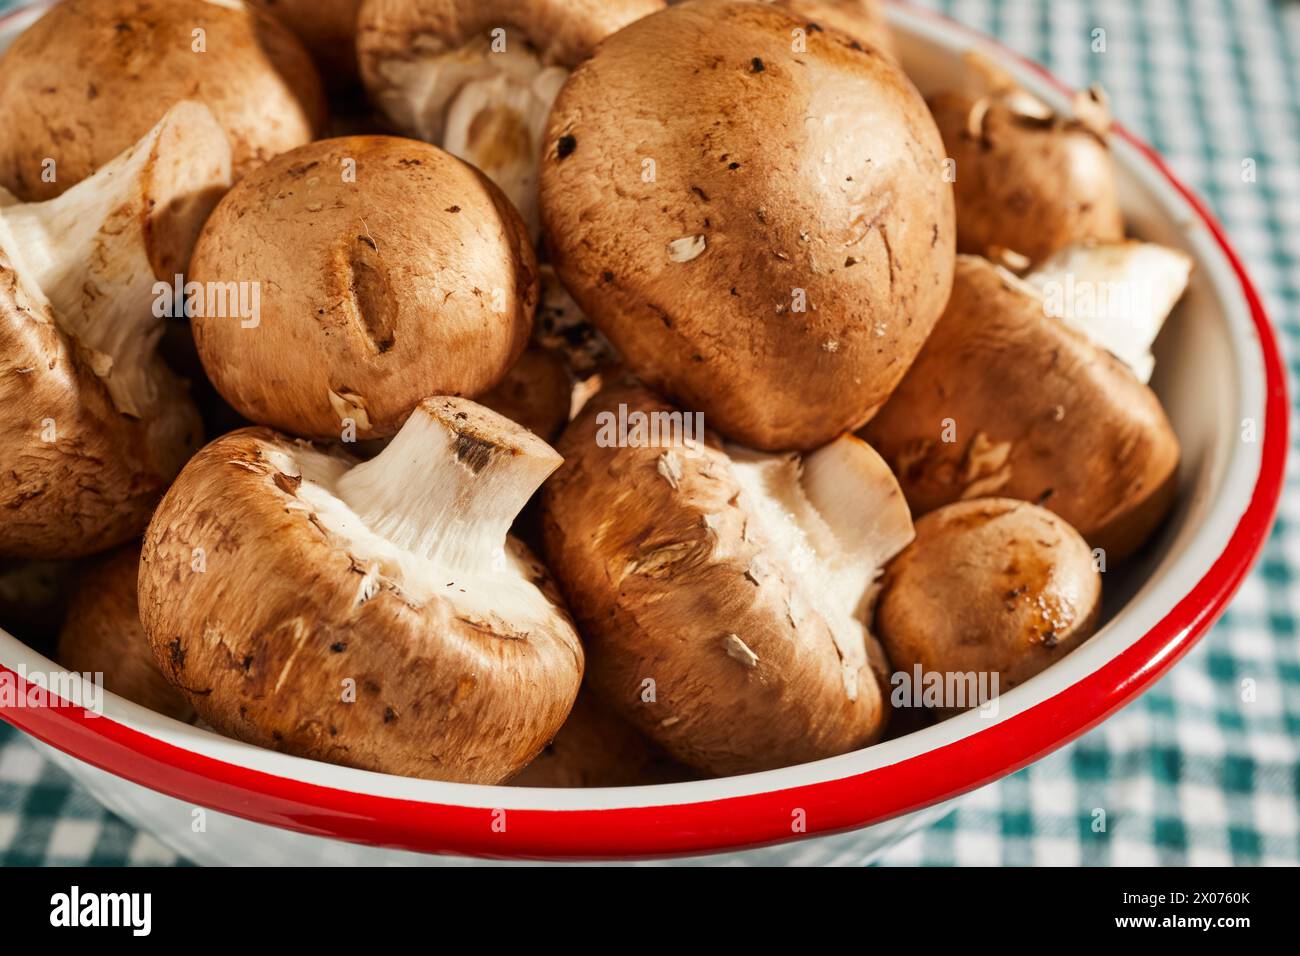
540 0 955 450
188 135 537 441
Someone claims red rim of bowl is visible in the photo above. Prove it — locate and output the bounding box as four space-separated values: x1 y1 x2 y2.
0 1 1289 860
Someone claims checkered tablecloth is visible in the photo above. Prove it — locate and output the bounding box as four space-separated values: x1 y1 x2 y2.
1 0 1297 867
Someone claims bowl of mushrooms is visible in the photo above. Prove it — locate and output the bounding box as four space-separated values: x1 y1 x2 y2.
0 0 1286 866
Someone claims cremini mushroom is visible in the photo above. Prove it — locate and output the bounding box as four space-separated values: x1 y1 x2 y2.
58 544 195 723
540 0 955 451
542 381 914 776
929 73 1123 264
509 688 695 787
357 0 664 235
1025 239 1193 383
256 0 364 85
138 397 583 783
188 135 538 441
0 101 228 559
0 0 326 201
769 0 896 60
876 498 1102 703
862 255 1180 561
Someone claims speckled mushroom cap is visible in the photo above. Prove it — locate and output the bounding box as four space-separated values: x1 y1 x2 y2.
542 380 914 776
539 0 955 451
0 0 326 202
357 0 665 77
138 399 584 784
929 87 1123 263
862 256 1180 561
876 498 1102 696
188 135 538 441
58 544 196 723
771 0 896 60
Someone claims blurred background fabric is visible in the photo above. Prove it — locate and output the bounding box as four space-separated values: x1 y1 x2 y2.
0 0 1296 866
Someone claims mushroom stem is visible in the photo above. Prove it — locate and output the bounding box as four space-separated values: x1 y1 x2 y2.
337 397 563 574
0 101 230 416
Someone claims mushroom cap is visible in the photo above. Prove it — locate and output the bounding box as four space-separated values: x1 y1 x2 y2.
508 688 695 787
188 135 538 440
876 498 1102 696
929 89 1123 263
256 0 364 83
772 0 896 60
0 0 326 201
0 246 202 559
58 544 195 723
539 0 955 451
478 346 572 440
542 380 903 776
861 255 1180 561
357 0 666 78
138 425 583 784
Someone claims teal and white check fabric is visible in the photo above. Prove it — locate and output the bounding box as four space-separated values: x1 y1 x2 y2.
1 0 1297 866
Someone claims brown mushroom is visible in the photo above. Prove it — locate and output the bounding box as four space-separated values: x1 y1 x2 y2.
542 381 914 776
540 0 955 451
0 102 228 559
0 0 326 201
861 255 1180 561
58 544 195 723
509 688 696 787
876 498 1102 703
929 77 1123 264
138 397 583 784
357 0 664 235
188 135 538 441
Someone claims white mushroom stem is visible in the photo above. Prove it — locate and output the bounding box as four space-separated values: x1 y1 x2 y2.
1024 240 1192 383
0 101 231 416
337 397 563 576
374 38 566 236
729 435 914 697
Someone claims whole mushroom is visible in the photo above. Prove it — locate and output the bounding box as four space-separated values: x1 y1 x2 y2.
542 381 914 776
929 73 1123 264
0 101 228 559
357 0 665 235
540 0 955 451
58 544 195 723
876 498 1102 703
188 135 538 441
862 255 1180 561
138 397 583 784
0 0 326 201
